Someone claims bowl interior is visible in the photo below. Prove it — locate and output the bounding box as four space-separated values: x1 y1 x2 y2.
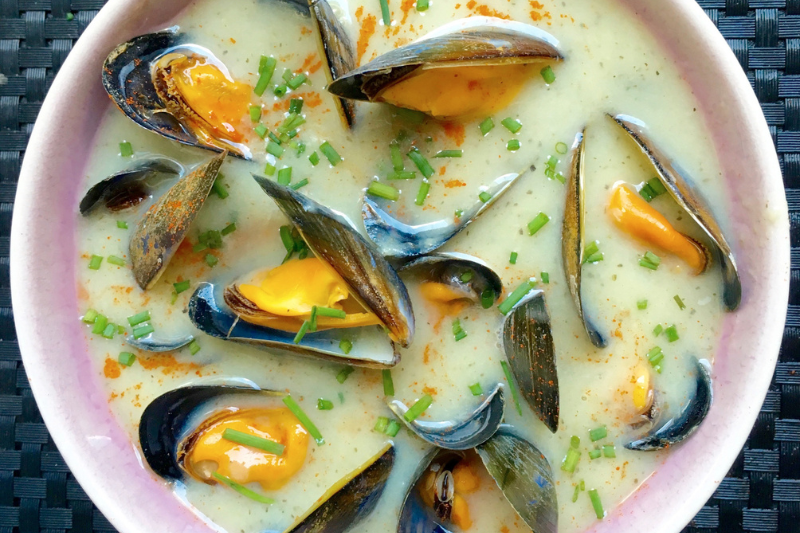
9 0 789 532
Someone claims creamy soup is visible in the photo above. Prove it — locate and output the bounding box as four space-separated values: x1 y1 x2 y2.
75 0 733 531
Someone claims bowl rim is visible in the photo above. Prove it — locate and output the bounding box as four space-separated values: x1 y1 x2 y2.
9 0 790 532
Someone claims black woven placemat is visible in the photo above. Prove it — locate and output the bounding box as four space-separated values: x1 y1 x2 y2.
0 0 795 531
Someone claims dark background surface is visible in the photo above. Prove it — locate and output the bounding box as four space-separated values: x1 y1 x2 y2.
0 0 796 531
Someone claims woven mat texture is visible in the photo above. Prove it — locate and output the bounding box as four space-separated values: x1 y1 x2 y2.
0 0 796 531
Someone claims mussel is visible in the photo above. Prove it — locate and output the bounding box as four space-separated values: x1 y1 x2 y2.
501 289 559 433
388 384 504 450
363 170 524 259
130 152 225 290
399 426 557 533
328 17 563 119
79 156 183 215
561 131 607 348
609 114 741 311
625 357 713 451
125 333 194 353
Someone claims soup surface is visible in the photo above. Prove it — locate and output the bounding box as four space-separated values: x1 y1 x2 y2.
75 0 731 531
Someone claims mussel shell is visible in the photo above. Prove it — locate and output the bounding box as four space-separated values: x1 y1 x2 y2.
397 448 461 533
125 333 194 353
328 17 563 102
501 289 559 433
79 156 183 215
188 282 399 368
561 130 606 348
625 357 713 451
130 152 225 290
285 444 395 533
251 175 415 347
399 252 503 305
388 384 504 450
475 425 557 533
139 384 277 481
610 113 742 311
363 170 523 259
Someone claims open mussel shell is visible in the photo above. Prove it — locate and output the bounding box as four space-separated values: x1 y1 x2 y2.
251 175 415 347
328 17 562 102
626 357 713 451
188 282 399 368
501 289 559 433
79 156 183 215
130 152 225 290
397 448 462 533
285 443 395 533
388 384 504 450
126 333 194 353
610 114 742 311
139 384 276 480
363 170 523 259
399 252 503 305
561 131 606 348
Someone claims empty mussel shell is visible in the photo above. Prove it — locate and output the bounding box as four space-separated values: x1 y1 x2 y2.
79 156 183 215
399 252 503 306
501 289 559 433
363 170 524 259
130 152 225 290
252 175 415 347
610 113 742 311
388 384 504 450
561 130 606 348
625 357 713 451
125 333 194 353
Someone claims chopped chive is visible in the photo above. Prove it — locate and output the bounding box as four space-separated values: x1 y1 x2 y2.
379 0 391 24
585 251 604 263
602 445 616 458
385 419 402 437
407 149 434 178
653 324 663 336
390 142 404 171
315 398 333 410
571 435 581 448
509 251 518 264
268 131 282 145
336 366 355 384
588 448 602 460
188 339 201 355
647 346 665 366
637 299 648 310
367 181 399 201
454 330 467 341
295 142 306 155
665 324 679 342
404 394 433 422
454 209 464 218
319 142 342 166
116 220 128 229
212 472 275 504
254 56 277 96
205 254 219 268
339 338 353 354
282 68 293 83
192 242 208 253
561 447 581 473
527 212 550 236
498 278 537 315
338 392 345 404
107 255 125 266
277 167 292 186
127 311 151 326
212 178 229 199
649 177 667 195
293 320 310 344
273 84 288 97
91 314 107 335
507 139 521 151
387 170 417 180
479 117 494 135
264 163 276 176
477 191 492 203
223 428 285 455
279 225 296 253
82 309 98 324
674 295 686 310
101 323 117 339
584 241 599 257
415 180 430 206
541 65 556 84
291 178 309 190
546 155 558 169
500 360 523 416
589 426 607 442
88 255 103 270
501 118 523 133
66 12 74 20
639 183 655 202
416 0 429 10
434 150 462 158
308 151 320 166
541 272 550 284
287 73 307 90
308 306 318 332
118 352 135 367
289 98 304 114
382 369 395 396
589 489 605 519
639 258 658 270
644 251 661 266
254 124 268 139
374 416 389 432
266 141 284 158
173 280 191 294
312 307 346 319
132 323 154 339
221 222 237 236
580 480 585 491
249 105 262 122
480 288 495 309
572 484 581 502
119 141 133 157
170 291 179 305
556 142 568 154
469 382 483 396
283 395 324 445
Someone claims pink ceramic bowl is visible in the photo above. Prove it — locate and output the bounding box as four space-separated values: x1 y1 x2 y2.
9 0 790 531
